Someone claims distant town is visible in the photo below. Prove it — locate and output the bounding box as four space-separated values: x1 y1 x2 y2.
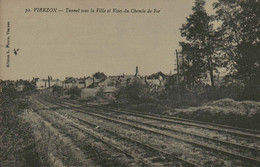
0 66 226 102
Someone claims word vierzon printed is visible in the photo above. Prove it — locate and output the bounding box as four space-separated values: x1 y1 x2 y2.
33 8 158 13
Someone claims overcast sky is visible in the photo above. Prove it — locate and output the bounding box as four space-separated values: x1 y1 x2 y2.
0 0 216 80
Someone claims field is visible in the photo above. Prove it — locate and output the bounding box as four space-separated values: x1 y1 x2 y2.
8 92 258 167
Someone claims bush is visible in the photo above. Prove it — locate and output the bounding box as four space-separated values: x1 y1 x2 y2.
66 87 81 97
165 77 248 106
199 86 240 102
117 81 153 104
175 99 260 130
22 81 36 94
2 84 19 98
52 85 64 96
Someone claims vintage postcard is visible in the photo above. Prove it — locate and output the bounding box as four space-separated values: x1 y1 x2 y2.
1 0 259 166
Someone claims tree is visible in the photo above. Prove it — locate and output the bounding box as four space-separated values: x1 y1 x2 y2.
178 42 207 87
117 81 149 104
67 87 81 98
2 83 18 98
93 72 107 81
213 0 260 99
180 0 218 87
22 81 36 93
147 72 166 79
52 85 64 96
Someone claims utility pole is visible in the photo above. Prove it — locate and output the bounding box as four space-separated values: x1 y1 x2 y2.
176 50 181 101
48 76 51 88
176 50 179 84
181 50 185 81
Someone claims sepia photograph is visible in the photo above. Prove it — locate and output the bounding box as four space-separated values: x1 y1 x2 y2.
0 0 259 166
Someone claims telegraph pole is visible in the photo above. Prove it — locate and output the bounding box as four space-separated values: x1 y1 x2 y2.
181 50 185 81
176 50 181 101
48 76 51 88
176 50 179 84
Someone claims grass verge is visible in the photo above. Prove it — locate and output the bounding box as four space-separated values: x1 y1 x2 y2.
0 94 49 167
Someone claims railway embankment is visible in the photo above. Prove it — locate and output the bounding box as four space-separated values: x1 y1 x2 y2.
0 94 45 166
113 99 260 130
173 99 260 130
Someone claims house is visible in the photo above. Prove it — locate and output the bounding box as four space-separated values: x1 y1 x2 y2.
101 78 117 87
36 79 48 90
145 77 165 86
72 78 85 89
81 87 99 99
64 76 105 90
102 86 118 99
16 81 25 92
87 77 103 88
64 77 76 89
85 77 94 88
104 67 141 87
146 78 160 86
36 78 62 90
50 79 62 87
144 73 166 91
109 76 120 80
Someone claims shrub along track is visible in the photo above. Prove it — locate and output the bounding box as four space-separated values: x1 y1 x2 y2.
37 95 260 166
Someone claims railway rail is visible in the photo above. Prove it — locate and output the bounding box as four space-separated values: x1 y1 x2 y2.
44 95 260 139
100 105 260 135
39 96 260 166
35 103 153 167
59 111 197 167
81 105 260 154
40 96 260 149
87 105 260 139
36 100 197 166
81 106 260 157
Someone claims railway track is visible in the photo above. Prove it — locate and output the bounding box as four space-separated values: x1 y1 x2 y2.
80 106 260 158
46 95 260 140
39 96 260 166
58 111 197 167
35 104 153 167
40 96 260 150
36 100 197 166
87 105 260 140
81 105 260 153
100 105 260 135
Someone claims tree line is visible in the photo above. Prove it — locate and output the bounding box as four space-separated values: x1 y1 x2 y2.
173 0 260 101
